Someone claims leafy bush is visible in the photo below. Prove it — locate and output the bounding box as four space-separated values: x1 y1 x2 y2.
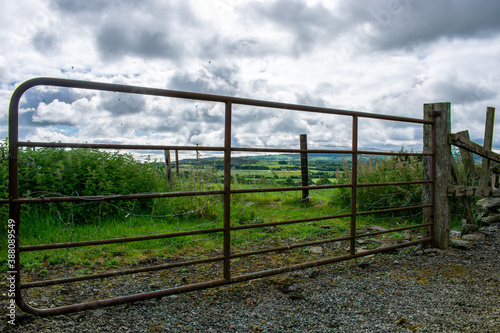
19 149 162 196
315 177 332 185
0 140 169 224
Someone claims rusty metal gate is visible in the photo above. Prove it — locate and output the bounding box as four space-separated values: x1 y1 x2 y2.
4 77 435 316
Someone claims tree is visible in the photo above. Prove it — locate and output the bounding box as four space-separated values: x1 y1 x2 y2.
316 177 332 185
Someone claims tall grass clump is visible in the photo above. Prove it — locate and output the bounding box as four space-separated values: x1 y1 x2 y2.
335 149 424 216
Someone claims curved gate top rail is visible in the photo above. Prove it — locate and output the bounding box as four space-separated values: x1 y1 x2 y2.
6 77 435 316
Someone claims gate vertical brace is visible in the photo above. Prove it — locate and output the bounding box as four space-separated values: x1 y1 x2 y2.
223 101 232 281
424 103 450 249
350 116 358 255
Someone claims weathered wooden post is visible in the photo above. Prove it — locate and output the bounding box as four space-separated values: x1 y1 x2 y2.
480 107 496 188
449 156 474 223
175 150 180 176
300 134 309 204
164 149 173 188
455 130 478 181
423 102 451 249
450 130 475 223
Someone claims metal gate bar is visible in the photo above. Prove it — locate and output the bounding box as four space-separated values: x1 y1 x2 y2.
6 77 435 316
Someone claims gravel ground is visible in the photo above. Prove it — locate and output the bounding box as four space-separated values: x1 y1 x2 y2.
1 224 499 333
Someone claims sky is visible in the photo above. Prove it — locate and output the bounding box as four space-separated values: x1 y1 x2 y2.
1 0 500 159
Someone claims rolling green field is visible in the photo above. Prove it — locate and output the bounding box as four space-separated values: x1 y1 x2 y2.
180 153 345 186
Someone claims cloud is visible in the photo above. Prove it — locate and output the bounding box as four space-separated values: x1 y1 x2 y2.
246 0 345 55
32 100 83 126
50 0 114 13
32 30 60 55
51 0 200 62
295 93 328 108
21 87 85 109
100 92 146 115
169 64 240 95
179 103 224 124
30 94 102 127
200 35 281 60
360 0 500 51
2 0 500 154
96 23 184 61
426 77 497 105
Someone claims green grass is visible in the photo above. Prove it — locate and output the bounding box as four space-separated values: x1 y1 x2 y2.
14 211 226 272
3 185 347 272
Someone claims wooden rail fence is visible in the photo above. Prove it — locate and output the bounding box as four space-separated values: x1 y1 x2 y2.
448 107 498 199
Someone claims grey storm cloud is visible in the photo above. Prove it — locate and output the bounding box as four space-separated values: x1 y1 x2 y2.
180 105 224 124
21 87 84 109
188 128 202 143
232 108 274 127
156 118 184 133
169 65 239 95
32 30 60 55
51 0 199 62
271 117 309 135
247 0 346 55
101 92 145 115
51 0 115 12
428 78 498 105
19 111 40 128
170 73 211 94
246 0 500 54
200 35 284 60
96 24 183 61
355 0 500 51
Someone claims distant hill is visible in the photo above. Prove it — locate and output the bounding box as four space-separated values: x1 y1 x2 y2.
180 153 350 164
178 153 351 172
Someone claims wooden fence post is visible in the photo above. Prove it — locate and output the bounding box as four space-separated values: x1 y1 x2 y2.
450 130 475 223
300 134 309 204
423 102 451 249
450 155 474 223
480 107 496 188
455 130 478 181
164 150 173 188
175 150 180 176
